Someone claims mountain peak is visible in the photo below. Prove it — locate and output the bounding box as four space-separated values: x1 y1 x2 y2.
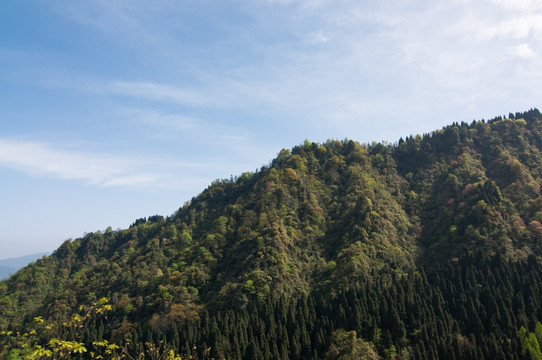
2 109 542 359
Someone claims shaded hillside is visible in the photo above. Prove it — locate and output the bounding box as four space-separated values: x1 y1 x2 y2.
2 108 542 359
395 109 542 261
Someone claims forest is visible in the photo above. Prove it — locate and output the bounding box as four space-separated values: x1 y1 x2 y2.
2 109 542 359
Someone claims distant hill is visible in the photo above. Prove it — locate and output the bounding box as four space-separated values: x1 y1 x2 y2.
0 265 14 280
2 109 542 359
0 252 50 280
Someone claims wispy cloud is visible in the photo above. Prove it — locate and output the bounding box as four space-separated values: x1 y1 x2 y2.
116 107 255 149
482 15 542 39
512 43 536 58
491 0 542 11
49 0 164 48
0 137 228 189
215 0 542 138
0 137 262 190
0 138 154 187
306 31 329 45
120 108 200 130
19 0 542 142
33 76 214 108
109 81 209 106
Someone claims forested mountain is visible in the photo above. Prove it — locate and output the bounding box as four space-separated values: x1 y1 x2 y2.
2 109 542 359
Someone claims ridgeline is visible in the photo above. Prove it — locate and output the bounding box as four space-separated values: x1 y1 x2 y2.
2 109 542 359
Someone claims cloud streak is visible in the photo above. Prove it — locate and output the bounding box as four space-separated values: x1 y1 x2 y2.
38 0 541 134
11 0 542 144
120 108 200 130
0 137 264 191
0 138 223 189
109 81 209 106
0 138 153 187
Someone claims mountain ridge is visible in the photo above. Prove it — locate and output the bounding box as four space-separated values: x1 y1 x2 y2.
2 108 542 359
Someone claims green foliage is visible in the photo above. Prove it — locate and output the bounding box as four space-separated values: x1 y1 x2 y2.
520 323 542 360
1 108 542 358
1 298 117 359
0 299 203 359
325 329 380 359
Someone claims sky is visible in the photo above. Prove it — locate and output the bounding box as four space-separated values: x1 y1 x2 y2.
1 0 541 259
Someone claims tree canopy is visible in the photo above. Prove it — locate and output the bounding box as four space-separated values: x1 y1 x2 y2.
2 108 542 359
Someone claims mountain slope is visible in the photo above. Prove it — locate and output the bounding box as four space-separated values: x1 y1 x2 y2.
0 265 14 280
1 108 542 359
395 110 542 261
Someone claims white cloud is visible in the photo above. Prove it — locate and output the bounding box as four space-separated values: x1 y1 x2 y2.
0 139 119 183
0 137 264 191
0 138 173 189
482 15 542 39
512 43 536 58
491 0 542 11
24 0 542 141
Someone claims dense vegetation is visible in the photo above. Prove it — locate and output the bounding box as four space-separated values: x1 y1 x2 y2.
2 109 542 359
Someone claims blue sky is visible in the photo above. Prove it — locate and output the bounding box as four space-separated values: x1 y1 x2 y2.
1 0 541 259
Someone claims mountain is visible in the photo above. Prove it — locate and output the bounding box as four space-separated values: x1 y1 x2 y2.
1 109 542 359
0 265 14 281
0 252 50 280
